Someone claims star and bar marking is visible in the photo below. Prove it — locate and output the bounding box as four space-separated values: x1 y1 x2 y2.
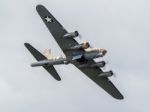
44 16 53 23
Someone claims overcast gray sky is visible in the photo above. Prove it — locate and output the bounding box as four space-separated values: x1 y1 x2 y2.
0 0 150 112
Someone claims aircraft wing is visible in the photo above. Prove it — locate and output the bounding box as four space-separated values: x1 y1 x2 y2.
73 60 124 99
24 43 61 81
36 5 83 58
36 5 123 99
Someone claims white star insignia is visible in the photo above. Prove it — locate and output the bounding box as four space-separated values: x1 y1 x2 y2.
45 16 52 23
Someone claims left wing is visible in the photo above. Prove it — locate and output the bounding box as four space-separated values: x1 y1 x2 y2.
36 5 84 58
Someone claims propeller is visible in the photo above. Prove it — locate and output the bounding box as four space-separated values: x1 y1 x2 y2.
89 44 93 48
78 33 82 39
77 31 93 48
101 56 109 70
113 71 117 78
86 41 93 48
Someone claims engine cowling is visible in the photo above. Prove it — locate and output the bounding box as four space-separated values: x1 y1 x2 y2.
91 61 106 68
69 42 90 50
98 71 113 77
63 31 79 38
79 61 106 68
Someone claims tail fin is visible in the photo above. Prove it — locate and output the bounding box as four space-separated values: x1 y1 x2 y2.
24 43 61 81
43 49 55 59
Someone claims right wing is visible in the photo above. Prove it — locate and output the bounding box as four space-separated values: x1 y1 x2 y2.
36 5 84 58
24 43 61 81
73 60 124 100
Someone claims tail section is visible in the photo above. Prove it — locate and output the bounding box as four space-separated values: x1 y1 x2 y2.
43 49 55 59
24 43 61 81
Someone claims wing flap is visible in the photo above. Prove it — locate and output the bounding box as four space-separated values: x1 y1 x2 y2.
24 43 61 81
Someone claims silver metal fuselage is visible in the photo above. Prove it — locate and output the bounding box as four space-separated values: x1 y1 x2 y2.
31 58 68 67
31 48 104 67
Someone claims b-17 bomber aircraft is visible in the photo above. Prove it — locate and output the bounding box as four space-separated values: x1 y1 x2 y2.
24 5 124 100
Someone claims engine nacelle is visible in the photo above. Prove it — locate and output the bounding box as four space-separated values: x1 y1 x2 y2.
69 42 90 50
91 61 106 68
98 71 113 77
79 61 106 68
63 31 79 38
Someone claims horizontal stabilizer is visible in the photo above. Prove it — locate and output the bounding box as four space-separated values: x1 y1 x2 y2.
24 43 61 81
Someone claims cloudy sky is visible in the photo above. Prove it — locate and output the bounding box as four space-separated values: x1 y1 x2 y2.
0 0 150 112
